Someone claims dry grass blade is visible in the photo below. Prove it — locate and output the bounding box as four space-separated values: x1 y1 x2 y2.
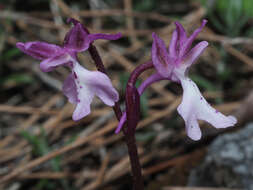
224 45 253 69
0 105 59 115
1 1 250 189
143 149 205 176
82 154 110 190
0 98 181 184
163 187 241 190
0 95 61 150
17 172 96 180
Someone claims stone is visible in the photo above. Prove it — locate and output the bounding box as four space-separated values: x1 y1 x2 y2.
188 123 253 190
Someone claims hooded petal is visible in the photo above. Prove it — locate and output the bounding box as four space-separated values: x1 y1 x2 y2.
67 18 82 26
62 74 78 104
73 62 119 107
174 21 187 48
183 41 208 66
64 18 122 52
40 53 73 72
152 32 175 78
16 41 63 60
169 30 179 57
177 77 237 140
179 20 207 57
63 22 90 52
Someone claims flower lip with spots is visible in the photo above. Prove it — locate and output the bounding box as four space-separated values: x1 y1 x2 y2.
16 18 122 121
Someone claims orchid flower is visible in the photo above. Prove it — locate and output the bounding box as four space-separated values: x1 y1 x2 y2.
116 20 236 140
17 19 122 121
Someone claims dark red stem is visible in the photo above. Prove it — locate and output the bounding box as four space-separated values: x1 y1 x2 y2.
87 31 153 190
123 61 154 190
128 61 153 85
88 44 145 190
124 132 144 190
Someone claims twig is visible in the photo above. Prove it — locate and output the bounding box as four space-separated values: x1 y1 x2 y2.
50 0 66 40
143 149 205 176
224 44 253 69
83 154 110 190
124 0 138 45
0 95 60 149
0 97 180 183
17 171 96 179
0 105 59 115
163 187 241 190
32 65 62 91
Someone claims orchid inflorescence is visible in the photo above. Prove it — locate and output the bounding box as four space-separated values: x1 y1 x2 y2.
17 18 236 141
17 18 237 190
115 19 237 140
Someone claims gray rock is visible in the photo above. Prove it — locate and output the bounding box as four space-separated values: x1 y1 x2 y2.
188 123 253 190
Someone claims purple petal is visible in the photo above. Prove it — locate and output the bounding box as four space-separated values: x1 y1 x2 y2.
177 77 237 140
86 33 122 44
174 21 187 48
64 18 122 52
169 30 179 57
63 23 89 52
152 32 175 78
183 41 208 66
67 18 82 26
62 74 78 104
115 113 126 134
67 18 90 36
40 53 72 72
16 41 63 60
73 63 119 107
179 20 207 57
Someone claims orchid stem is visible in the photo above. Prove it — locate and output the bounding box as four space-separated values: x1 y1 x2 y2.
123 61 154 190
88 44 145 190
124 132 144 190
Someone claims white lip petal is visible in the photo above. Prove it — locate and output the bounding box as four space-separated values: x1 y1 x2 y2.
177 77 237 140
73 63 119 105
72 88 94 121
62 74 78 104
70 62 119 121
71 65 94 121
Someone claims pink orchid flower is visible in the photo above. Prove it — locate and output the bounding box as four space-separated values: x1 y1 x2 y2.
152 20 236 140
116 20 236 140
17 19 121 121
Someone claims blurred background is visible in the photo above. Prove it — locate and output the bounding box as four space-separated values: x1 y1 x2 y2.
0 0 253 189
